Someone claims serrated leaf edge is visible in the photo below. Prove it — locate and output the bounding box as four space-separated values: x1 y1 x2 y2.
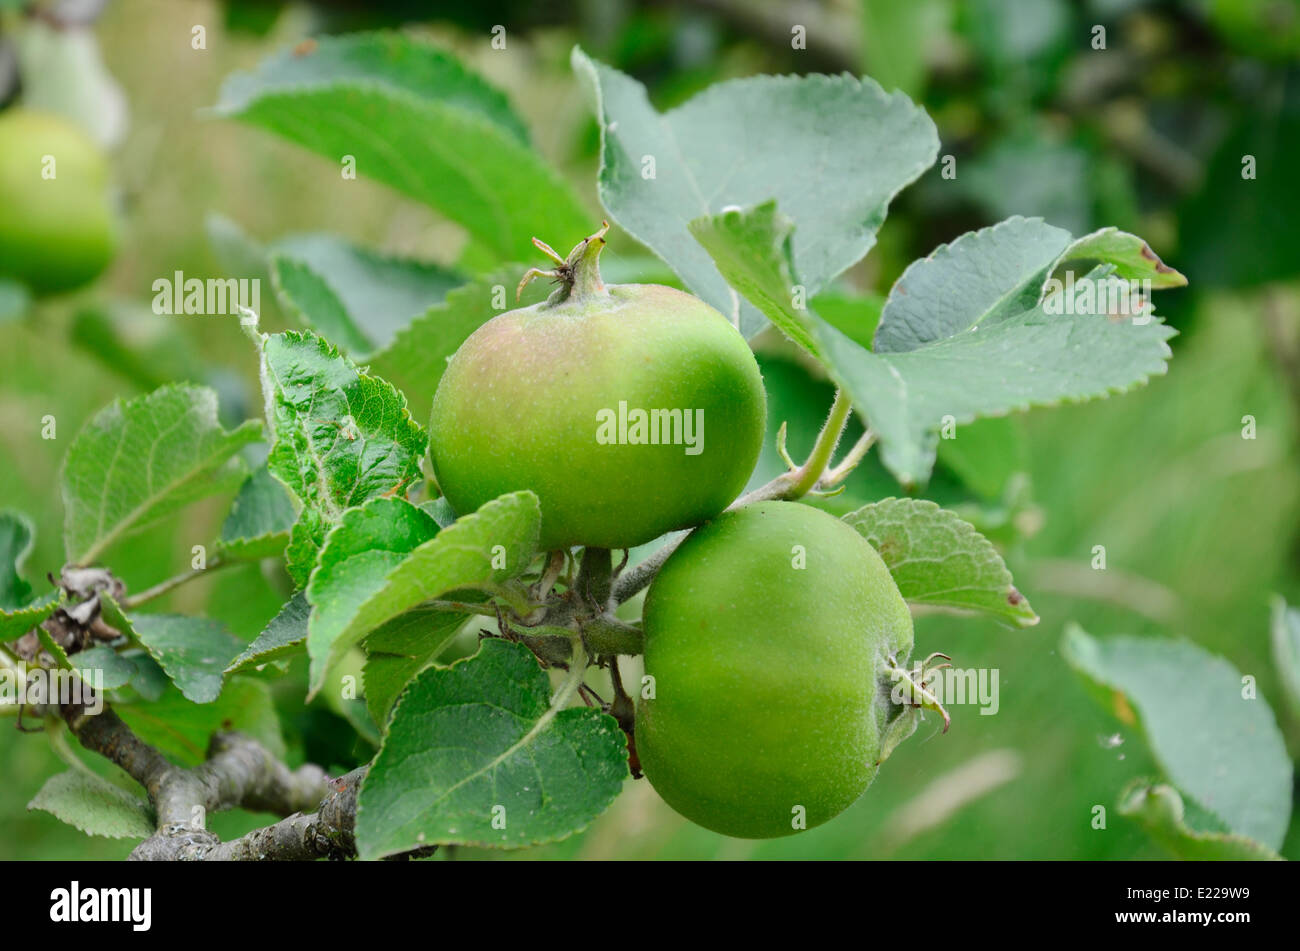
357 638 626 857
842 496 1038 627
61 383 262 565
306 490 541 697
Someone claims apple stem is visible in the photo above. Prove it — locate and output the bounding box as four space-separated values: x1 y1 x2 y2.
562 221 610 302
519 222 611 305
883 654 952 733
820 428 876 489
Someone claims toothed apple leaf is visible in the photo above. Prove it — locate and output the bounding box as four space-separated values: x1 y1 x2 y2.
574 48 937 339
356 637 627 858
843 497 1037 627
693 205 1179 486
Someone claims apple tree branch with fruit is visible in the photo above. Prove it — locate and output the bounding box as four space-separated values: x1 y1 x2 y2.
10 31 1283 863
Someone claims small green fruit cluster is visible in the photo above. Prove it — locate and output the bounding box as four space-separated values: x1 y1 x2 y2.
427 229 920 841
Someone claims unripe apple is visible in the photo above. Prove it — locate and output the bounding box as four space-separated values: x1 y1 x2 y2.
428 225 766 551
0 108 117 294
637 501 917 838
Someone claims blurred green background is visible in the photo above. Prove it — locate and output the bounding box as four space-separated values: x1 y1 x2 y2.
2 0 1298 859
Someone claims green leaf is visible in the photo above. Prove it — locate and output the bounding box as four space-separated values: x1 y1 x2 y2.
689 204 886 365
213 32 591 263
129 615 243 703
27 770 154 840
861 0 944 99
225 591 310 674
828 277 1175 487
0 594 59 647
872 216 1073 353
356 637 627 857
1117 781 1282 861
1062 625 1293 850
269 234 464 358
305 491 539 697
123 654 169 702
116 677 285 766
874 216 1186 353
695 206 1178 486
368 266 551 423
689 202 823 358
284 520 322 589
1058 228 1187 290
842 498 1037 627
305 498 439 696
334 695 382 749
61 384 262 565
419 497 458 529
260 330 427 586
271 255 373 358
74 646 137 690
574 48 937 339
216 463 297 561
0 510 36 610
1270 596 1300 717
100 596 242 704
34 634 136 691
363 608 468 726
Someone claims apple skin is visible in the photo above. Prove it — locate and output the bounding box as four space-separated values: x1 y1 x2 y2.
0 109 118 294
428 281 766 551
635 501 914 839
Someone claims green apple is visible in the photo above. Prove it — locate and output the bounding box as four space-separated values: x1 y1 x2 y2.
0 108 117 294
637 500 917 838
428 225 765 550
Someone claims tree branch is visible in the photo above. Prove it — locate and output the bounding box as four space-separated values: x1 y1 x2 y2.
821 429 876 489
30 568 394 861
120 556 234 610
196 767 374 862
62 705 175 812
61 701 351 860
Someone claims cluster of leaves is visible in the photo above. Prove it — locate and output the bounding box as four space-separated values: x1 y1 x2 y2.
854 0 1300 293
5 29 1291 859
